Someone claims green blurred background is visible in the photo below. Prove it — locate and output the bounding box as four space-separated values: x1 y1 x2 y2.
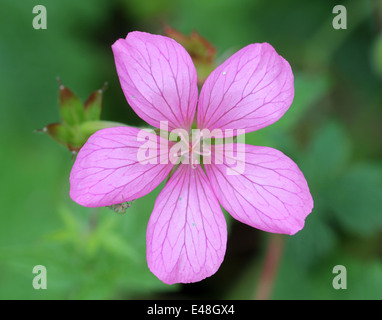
1 0 382 300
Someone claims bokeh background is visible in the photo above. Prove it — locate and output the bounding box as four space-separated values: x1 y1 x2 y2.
1 0 382 300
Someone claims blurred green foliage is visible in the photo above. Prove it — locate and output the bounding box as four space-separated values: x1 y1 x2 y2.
1 0 381 300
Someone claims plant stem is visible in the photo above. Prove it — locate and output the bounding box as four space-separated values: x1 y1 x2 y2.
254 234 285 300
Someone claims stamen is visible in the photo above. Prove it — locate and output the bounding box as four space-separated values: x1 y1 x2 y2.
175 130 212 168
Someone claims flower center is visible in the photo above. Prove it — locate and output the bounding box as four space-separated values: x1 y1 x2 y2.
176 130 211 168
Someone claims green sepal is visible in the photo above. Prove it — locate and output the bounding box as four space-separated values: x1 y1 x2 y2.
163 26 216 86
78 120 127 138
45 123 71 145
40 80 127 152
57 79 85 126
44 123 83 152
84 83 107 122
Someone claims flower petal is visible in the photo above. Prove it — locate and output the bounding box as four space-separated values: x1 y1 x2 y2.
197 43 294 135
205 144 313 235
146 164 227 284
112 31 198 131
69 126 173 207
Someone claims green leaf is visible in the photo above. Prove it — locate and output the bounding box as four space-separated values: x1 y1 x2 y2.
305 121 352 190
371 33 382 78
285 209 337 270
278 73 331 130
311 253 382 299
272 255 313 299
245 73 331 149
274 251 382 299
328 163 382 235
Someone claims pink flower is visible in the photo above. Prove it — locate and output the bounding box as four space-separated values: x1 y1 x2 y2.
69 31 313 284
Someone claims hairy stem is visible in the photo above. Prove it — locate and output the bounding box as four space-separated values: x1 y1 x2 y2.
254 234 285 300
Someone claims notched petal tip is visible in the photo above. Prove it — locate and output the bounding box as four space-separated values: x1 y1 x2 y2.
146 165 227 284
206 144 313 235
112 31 199 131
197 42 295 136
